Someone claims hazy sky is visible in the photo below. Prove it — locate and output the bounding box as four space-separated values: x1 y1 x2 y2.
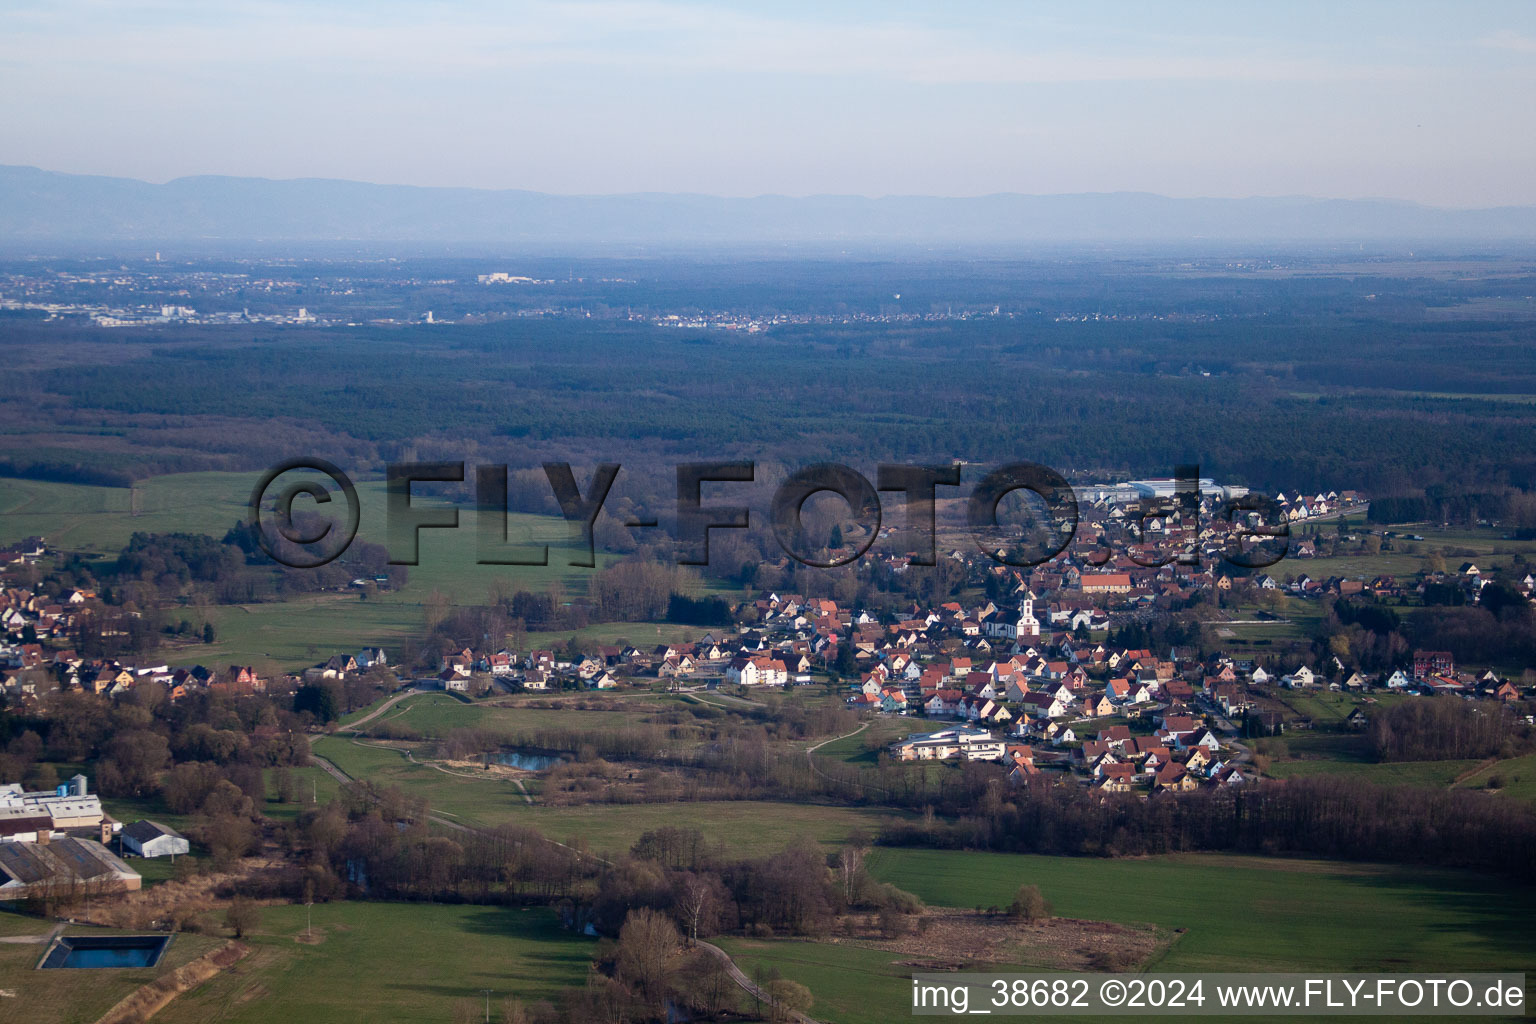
2 1 1534 206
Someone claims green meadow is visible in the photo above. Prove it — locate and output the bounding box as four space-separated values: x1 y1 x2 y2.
0 919 224 1024
865 848 1536 974
1456 753 1536 799
810 716 934 763
718 849 1536 1024
149 903 593 1024
0 472 738 670
1264 757 1480 787
312 732 902 857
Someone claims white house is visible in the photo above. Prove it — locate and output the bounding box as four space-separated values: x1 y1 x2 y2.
889 726 1004 762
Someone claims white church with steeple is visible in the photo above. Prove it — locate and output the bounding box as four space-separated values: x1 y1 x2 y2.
986 592 1040 642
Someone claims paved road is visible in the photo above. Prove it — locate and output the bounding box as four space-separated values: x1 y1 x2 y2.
340 687 421 733
805 722 868 757
697 940 822 1024
1199 699 1253 763
804 722 893 795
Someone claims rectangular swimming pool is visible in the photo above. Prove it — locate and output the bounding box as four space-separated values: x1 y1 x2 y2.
39 935 171 969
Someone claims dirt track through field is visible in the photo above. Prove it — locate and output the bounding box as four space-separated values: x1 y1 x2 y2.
697 940 823 1024
94 941 250 1024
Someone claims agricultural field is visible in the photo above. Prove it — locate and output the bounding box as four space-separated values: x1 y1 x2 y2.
522 618 732 651
0 473 253 551
484 800 906 859
1256 729 1484 790
197 596 426 672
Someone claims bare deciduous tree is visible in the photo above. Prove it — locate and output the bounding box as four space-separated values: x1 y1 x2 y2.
615 907 681 1004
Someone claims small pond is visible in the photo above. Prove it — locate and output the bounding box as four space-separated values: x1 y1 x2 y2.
496 750 563 771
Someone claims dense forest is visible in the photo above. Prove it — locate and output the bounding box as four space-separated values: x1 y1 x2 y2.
4 256 1536 514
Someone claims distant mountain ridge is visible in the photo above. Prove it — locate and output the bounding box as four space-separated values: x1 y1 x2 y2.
3 164 1534 247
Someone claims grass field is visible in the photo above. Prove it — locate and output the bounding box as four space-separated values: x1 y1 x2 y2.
147 903 592 1024
865 849 1536 974
0 470 748 671
262 761 345 820
315 732 903 856
482 800 907 859
715 937 922 1024
0 472 650 670
1253 722 1536 798
716 850 1536 1024
0 923 225 1024
522 619 724 649
362 691 684 740
0 907 52 936
1455 753 1536 799
0 473 254 551
1265 757 1480 786
811 717 933 763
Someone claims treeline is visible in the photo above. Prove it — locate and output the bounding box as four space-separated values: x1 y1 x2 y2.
1 688 311 788
1406 604 1536 669
1369 488 1536 529
0 680 384 873
0 460 136 488
664 593 733 626
878 774 1536 877
1369 699 1530 761
0 686 335 869
72 527 407 611
575 826 921 1023
272 789 915 1023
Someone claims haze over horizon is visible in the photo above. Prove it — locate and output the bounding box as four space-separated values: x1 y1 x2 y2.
8 163 1536 246
3 1 1534 208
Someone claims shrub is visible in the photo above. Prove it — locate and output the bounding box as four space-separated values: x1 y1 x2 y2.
1008 884 1052 923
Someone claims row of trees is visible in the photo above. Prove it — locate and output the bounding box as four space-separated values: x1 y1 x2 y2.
1369 698 1530 761
879 773 1536 877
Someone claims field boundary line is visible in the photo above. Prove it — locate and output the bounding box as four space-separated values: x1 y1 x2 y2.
94 940 251 1024
1451 756 1501 787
